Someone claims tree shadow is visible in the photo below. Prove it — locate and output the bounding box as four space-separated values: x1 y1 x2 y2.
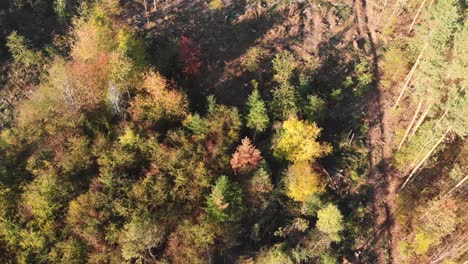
122 0 291 112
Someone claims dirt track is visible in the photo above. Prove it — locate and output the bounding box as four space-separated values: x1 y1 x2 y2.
353 0 401 262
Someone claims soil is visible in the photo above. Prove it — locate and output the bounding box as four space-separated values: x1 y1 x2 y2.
354 0 406 262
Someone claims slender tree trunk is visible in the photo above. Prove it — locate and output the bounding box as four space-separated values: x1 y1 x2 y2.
400 127 451 191
430 242 468 263
398 100 422 150
446 174 468 197
410 132 435 167
393 27 438 110
408 0 427 33
393 53 422 110
410 103 431 137
348 133 355 145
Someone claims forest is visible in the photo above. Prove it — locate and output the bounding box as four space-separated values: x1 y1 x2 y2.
0 0 466 263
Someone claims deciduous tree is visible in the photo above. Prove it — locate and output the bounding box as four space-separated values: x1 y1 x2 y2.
285 162 325 202
316 204 344 241
273 117 332 163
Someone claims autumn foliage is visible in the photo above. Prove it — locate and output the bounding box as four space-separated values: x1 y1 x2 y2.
130 71 188 122
230 137 263 174
179 36 202 75
273 117 332 163
285 162 325 202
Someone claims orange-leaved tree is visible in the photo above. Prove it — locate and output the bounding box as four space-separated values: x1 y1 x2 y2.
230 137 263 175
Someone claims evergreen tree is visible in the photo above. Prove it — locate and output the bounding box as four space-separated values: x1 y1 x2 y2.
246 89 269 133
206 176 244 222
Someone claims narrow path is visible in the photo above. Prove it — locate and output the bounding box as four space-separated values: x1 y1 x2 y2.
354 0 399 262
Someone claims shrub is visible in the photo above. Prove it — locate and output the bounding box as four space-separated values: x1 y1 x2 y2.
413 232 435 255
304 95 326 123
354 58 373 96
272 51 297 86
209 0 225 10
270 84 298 120
245 47 262 72
381 45 410 89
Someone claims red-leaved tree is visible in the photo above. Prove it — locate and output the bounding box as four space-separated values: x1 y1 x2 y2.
179 36 201 75
230 137 263 175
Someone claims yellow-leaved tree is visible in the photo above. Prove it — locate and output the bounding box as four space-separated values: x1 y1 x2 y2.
130 71 188 122
285 162 325 202
273 117 332 163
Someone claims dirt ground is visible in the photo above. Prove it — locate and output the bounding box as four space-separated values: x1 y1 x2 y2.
121 0 366 107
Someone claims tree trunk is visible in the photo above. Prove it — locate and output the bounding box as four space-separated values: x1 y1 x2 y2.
410 103 431 137
410 134 434 167
393 54 420 110
430 241 468 263
400 127 451 192
398 100 422 150
408 0 427 33
446 174 468 197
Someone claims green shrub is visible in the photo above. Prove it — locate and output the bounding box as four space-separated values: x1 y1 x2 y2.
272 51 297 86
245 47 262 72
413 232 435 255
304 95 326 122
6 32 37 66
270 84 298 120
256 244 293 264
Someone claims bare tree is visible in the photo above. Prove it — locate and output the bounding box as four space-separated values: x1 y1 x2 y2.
107 81 123 115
